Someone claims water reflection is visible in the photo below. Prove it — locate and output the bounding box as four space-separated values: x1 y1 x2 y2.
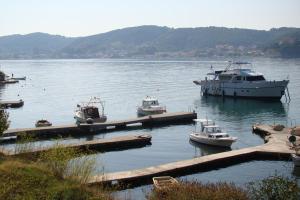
189 139 231 157
195 96 287 118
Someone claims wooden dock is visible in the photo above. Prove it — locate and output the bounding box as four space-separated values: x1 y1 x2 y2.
0 99 24 108
88 124 295 186
3 112 197 138
0 134 152 156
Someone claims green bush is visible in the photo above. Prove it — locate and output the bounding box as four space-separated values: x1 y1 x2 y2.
247 174 300 200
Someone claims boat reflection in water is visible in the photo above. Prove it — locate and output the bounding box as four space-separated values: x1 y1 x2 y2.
189 139 231 158
195 96 287 120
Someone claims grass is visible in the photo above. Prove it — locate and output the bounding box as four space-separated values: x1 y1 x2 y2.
0 159 111 200
147 180 249 200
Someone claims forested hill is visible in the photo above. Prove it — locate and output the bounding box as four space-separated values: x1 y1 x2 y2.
0 26 299 59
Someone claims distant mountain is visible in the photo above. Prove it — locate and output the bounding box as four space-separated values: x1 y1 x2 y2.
0 33 75 59
0 26 300 59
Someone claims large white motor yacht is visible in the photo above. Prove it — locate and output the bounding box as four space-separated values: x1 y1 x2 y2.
137 96 166 116
193 61 289 100
74 97 107 124
190 119 237 147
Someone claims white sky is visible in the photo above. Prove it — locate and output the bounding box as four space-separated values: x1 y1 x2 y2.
0 0 299 37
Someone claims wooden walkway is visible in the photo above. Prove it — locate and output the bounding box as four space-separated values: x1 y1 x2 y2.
3 112 197 138
0 134 152 156
88 124 294 185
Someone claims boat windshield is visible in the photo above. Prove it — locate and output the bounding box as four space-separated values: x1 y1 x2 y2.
143 100 159 106
205 126 222 133
83 107 100 118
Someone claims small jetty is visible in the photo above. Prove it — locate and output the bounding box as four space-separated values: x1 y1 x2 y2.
0 134 152 156
0 79 19 84
3 112 197 138
0 99 24 108
88 124 294 186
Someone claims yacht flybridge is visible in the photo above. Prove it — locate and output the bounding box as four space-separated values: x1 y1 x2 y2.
193 62 290 100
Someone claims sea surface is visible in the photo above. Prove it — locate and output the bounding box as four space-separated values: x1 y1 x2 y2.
0 58 300 199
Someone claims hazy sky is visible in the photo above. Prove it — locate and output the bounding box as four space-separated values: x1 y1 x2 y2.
1 0 299 37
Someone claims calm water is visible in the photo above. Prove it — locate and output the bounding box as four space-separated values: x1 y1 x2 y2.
1 58 300 199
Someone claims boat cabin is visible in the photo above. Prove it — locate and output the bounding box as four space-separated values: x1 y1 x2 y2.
194 119 215 132
142 97 159 108
81 106 100 119
203 125 223 134
217 69 266 82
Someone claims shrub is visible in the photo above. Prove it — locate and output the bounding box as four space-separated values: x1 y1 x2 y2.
39 144 96 184
147 180 249 200
247 174 300 200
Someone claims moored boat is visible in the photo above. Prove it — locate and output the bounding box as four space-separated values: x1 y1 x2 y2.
35 119 52 127
74 97 107 124
137 96 166 116
193 61 289 100
190 119 237 147
152 176 179 190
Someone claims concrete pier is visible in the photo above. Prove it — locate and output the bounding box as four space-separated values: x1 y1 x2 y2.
3 112 197 138
0 134 152 156
88 124 294 185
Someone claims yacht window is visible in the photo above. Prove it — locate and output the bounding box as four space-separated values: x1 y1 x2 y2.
236 76 242 81
246 76 265 81
219 75 232 81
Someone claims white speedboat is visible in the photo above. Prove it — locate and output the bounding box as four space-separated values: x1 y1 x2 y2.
137 96 166 116
74 97 107 124
193 61 289 100
190 119 237 147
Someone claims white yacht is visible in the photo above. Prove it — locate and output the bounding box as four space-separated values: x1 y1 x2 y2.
190 119 237 147
193 61 289 100
74 97 107 124
137 96 166 116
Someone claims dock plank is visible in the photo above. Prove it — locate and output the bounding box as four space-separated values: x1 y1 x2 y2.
0 134 152 156
3 112 197 138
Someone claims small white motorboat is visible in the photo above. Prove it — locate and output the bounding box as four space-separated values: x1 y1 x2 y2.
137 96 166 116
35 119 52 127
74 97 107 124
190 119 237 147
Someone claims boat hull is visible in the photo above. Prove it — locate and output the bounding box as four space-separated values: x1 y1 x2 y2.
137 107 166 117
197 80 289 100
190 133 236 147
74 111 107 123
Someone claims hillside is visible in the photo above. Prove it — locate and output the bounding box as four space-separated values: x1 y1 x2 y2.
0 26 300 59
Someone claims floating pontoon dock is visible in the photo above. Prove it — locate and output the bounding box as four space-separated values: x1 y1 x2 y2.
0 134 152 156
88 124 295 186
3 112 197 138
0 100 24 108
